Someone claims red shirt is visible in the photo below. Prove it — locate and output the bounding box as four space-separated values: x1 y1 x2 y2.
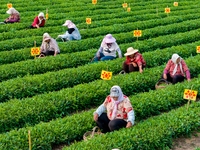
32 16 45 27
164 59 190 79
125 52 146 67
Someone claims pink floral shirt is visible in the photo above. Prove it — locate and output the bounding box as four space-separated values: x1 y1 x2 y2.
164 59 190 79
103 95 133 121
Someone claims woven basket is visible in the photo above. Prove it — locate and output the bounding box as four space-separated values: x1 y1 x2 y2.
83 126 102 141
155 79 171 90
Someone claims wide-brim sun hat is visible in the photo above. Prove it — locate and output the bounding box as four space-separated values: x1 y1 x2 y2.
124 47 138 56
62 20 71 26
104 34 116 43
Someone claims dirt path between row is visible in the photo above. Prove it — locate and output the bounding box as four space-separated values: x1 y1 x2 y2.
171 131 200 150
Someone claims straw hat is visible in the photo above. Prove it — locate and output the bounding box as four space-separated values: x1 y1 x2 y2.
104 34 116 43
124 47 138 56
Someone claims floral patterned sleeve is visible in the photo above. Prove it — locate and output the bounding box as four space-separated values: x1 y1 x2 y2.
103 96 111 107
124 97 133 113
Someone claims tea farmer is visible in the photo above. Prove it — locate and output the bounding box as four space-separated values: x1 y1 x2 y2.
39 33 60 57
57 20 81 41
92 34 122 62
121 47 146 74
93 85 135 133
4 7 20 23
162 53 191 84
30 12 46 28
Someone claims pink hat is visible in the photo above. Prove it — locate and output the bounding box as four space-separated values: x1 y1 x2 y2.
62 20 76 28
103 34 116 43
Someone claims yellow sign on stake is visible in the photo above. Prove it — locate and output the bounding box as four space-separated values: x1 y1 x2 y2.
92 0 97 5
133 30 142 37
31 47 40 56
122 3 128 8
28 130 32 150
183 89 198 101
174 2 178 6
86 18 91 24
196 46 200 53
165 7 170 13
7 3 12 9
101 70 112 80
46 9 48 19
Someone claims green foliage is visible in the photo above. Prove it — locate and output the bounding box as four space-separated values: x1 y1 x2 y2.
0 55 199 134
0 0 200 149
63 102 200 150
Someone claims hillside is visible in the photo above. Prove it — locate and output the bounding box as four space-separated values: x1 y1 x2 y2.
0 0 199 149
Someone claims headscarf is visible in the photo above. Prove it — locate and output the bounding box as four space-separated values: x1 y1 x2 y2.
6 7 20 15
110 85 124 120
171 54 183 75
62 20 76 28
101 34 116 47
42 33 51 50
38 12 45 25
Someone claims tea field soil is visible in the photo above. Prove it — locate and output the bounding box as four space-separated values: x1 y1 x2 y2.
171 131 200 150
52 131 200 150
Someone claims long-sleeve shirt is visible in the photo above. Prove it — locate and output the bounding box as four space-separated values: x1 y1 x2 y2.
125 52 146 67
164 59 190 79
60 27 81 40
97 42 122 58
40 38 60 54
32 16 45 27
94 95 135 125
7 14 20 23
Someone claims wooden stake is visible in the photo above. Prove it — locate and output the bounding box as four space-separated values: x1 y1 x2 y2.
28 130 32 150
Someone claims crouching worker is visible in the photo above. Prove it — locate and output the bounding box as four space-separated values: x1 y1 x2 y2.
30 12 45 29
39 33 60 57
57 20 81 41
92 34 122 62
93 85 135 133
161 53 191 84
4 7 20 23
121 47 146 74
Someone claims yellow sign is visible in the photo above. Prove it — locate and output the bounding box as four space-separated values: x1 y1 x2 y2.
92 0 97 5
127 7 131 12
86 18 91 24
183 89 198 101
31 47 40 56
196 46 200 53
165 7 170 13
46 13 48 19
7 3 12 9
133 30 142 37
122 3 128 8
101 70 112 80
174 2 178 6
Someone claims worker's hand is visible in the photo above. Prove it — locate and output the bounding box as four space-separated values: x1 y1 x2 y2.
126 121 132 128
132 62 137 67
163 74 167 80
93 113 99 121
139 69 143 73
